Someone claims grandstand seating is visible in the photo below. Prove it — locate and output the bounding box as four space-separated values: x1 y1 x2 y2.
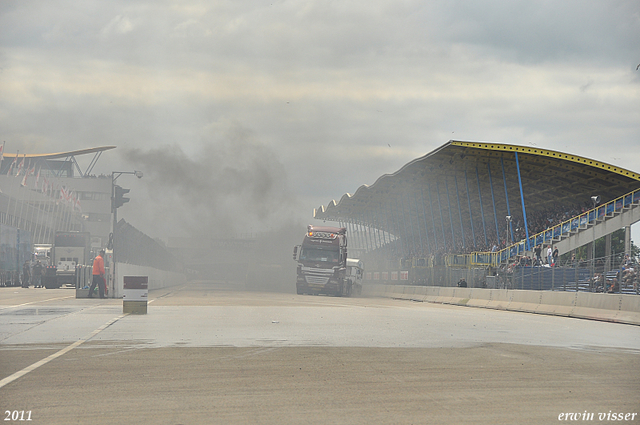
468 188 640 267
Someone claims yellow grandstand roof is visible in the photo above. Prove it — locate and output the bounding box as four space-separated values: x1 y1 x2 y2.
314 140 640 252
3 146 116 160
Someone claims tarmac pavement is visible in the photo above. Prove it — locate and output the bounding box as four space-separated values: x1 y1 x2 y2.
1 282 639 424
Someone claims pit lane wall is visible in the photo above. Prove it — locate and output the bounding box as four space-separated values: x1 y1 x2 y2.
361 284 640 326
111 263 186 298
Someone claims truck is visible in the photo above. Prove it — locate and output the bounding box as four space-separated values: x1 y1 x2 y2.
45 231 91 289
293 225 351 296
33 244 52 266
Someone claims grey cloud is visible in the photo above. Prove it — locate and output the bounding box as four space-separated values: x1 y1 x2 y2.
429 0 640 64
119 121 300 238
1 0 639 240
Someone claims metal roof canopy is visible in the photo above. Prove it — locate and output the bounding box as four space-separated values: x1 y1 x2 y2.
314 140 640 254
2 146 116 177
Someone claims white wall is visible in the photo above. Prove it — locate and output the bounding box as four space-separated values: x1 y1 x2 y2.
111 263 186 298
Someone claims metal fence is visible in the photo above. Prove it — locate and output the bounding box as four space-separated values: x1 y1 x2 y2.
461 187 640 267
363 256 639 295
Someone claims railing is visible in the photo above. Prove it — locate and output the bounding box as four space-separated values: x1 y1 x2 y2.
464 188 640 267
364 255 640 295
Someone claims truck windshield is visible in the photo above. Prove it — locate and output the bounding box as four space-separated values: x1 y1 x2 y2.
300 247 339 263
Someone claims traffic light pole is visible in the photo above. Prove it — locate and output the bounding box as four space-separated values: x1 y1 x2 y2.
110 171 143 297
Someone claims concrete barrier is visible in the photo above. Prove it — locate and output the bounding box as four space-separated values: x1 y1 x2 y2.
113 263 186 298
537 291 576 317
362 284 640 326
486 289 511 311
466 289 492 308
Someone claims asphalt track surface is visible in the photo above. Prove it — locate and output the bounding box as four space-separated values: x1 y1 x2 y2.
1 281 639 425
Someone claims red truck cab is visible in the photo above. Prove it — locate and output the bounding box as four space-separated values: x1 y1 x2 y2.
293 225 350 296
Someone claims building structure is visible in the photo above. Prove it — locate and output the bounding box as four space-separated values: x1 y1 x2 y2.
0 147 116 249
313 140 640 263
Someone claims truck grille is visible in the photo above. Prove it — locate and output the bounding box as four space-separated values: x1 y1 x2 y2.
302 267 332 285
305 275 330 285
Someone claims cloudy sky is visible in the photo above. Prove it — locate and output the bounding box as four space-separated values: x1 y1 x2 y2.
1 0 639 241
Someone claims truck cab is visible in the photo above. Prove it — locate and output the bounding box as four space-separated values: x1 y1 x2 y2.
293 225 349 296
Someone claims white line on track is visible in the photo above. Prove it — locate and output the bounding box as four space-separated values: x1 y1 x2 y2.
0 295 75 310
0 313 129 390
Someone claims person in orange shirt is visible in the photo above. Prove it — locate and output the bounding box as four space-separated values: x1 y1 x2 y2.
88 250 106 299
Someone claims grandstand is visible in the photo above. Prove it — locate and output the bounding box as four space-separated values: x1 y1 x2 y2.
313 141 640 294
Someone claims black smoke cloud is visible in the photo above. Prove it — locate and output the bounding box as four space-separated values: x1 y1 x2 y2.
120 123 302 240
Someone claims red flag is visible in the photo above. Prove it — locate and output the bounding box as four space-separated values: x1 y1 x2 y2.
8 156 17 175
21 165 35 187
16 156 25 177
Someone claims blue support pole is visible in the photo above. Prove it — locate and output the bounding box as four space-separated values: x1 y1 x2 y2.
445 179 456 248
400 192 412 255
402 194 418 255
476 166 488 247
357 220 366 253
392 201 402 257
427 183 439 250
366 215 375 252
374 210 383 250
349 220 357 251
358 220 366 252
413 194 423 254
408 193 418 255
514 152 532 251
398 196 407 256
454 174 465 250
435 181 447 249
464 170 476 248
353 220 360 252
397 197 407 257
365 216 374 253
384 204 397 259
488 162 501 246
390 199 403 257
501 158 514 245
349 220 358 251
372 211 381 250
379 208 388 247
420 187 431 253
362 216 371 252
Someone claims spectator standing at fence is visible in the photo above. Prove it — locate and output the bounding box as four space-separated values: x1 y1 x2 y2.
552 247 559 266
547 245 553 265
88 249 106 299
534 245 542 264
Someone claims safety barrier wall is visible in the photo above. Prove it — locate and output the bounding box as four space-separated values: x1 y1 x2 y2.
361 283 640 326
75 263 185 298
112 263 186 298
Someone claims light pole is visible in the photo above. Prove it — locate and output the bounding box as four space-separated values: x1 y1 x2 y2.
591 195 600 287
109 171 143 296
